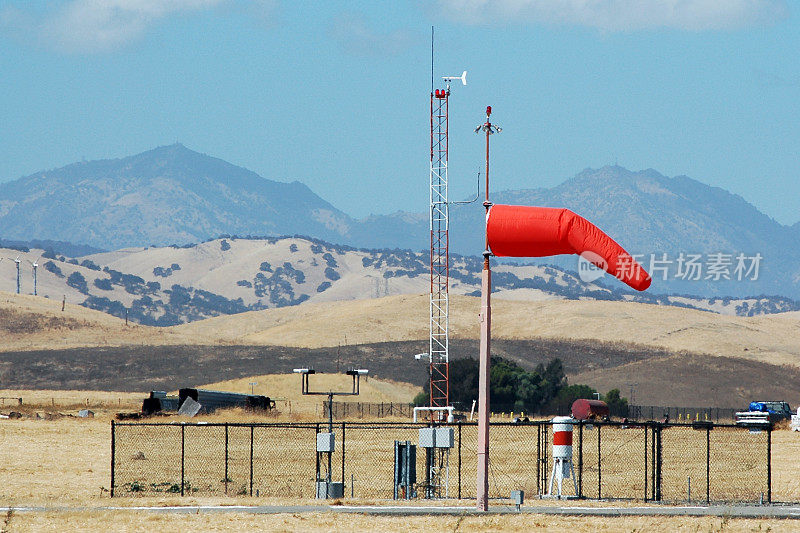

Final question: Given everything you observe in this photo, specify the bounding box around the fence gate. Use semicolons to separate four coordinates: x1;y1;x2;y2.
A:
537;422;549;496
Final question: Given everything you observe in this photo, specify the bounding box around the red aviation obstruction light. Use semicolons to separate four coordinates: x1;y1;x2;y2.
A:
486;205;651;291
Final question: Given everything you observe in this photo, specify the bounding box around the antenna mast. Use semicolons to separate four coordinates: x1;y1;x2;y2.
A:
429;41;450;414
429;32;467;415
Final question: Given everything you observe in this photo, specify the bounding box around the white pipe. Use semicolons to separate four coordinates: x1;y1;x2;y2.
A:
413;406;453;423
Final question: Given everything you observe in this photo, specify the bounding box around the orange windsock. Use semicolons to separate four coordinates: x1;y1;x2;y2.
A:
486;205;651;291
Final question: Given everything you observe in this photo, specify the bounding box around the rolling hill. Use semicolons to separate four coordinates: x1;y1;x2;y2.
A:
3;290;800;406
2;237;797;328
171;294;800;369
0;291;206;352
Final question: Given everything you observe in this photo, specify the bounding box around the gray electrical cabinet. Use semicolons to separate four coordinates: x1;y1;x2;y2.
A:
316;481;344;499
418;428;436;448
317;432;335;452
419;427;454;449
394;440;417;499
435;427;454;448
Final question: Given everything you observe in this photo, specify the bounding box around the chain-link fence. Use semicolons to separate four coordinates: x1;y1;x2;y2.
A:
324;402;738;423
324;402;415;419
111;420;777;503
628;405;738;423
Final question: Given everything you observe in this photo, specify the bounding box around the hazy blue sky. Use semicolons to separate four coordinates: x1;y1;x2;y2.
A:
1;1;799;224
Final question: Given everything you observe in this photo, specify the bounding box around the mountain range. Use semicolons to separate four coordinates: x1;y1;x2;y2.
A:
1;144;798;298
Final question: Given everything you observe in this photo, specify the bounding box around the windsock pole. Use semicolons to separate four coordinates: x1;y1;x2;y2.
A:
476;106;495;511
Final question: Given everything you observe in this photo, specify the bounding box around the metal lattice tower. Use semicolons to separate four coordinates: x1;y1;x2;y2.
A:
429;86;450;410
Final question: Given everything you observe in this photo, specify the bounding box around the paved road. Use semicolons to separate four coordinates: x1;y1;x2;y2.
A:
2;503;800;518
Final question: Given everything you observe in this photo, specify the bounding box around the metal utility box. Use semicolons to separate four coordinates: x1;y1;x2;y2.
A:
435;427;454;448
394;440;417;499
317;432;335;452
419;427;454;449
316;481;344;499
419;428;436;448
511;490;524;511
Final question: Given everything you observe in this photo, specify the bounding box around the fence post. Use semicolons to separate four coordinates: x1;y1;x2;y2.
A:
457;422;462;500
578;421;583;498
767;424;772;503
542;422;550;494
597;424;602;499
341;422;346;487
656;424;662;501
181;424;185;497
225;423;229;495
110;421;115;498
644;424;648;502
705;424;710;503
249;425;254;497
315;424;320;485
650;424;656;500
536;423;540;496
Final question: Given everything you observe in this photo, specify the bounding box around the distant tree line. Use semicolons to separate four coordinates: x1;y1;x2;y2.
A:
413;356;628;416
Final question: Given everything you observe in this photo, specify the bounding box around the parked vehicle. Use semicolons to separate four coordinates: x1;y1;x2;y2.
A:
735;401;792;426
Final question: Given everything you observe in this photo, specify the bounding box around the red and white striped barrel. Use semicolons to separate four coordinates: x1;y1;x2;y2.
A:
552;416;574;459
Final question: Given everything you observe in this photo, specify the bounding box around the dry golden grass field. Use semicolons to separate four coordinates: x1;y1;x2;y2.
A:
1;395;798;504
5;511;799;533
1;392;800;531
4;291;800;530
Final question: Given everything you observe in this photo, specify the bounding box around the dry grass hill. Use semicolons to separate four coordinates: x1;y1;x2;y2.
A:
5;290;800;369
172;294;800;369
3;240;795;330
0;291;209;352
3;290;800;406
